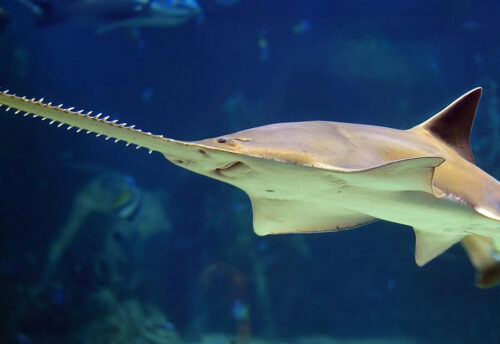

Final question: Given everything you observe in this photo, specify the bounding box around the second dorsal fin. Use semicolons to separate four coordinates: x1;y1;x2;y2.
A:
411;88;482;164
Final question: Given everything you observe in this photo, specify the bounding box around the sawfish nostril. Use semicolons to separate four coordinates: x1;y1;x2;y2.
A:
217;138;228;143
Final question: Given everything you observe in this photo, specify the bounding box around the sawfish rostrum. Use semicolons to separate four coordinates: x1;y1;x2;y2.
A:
1;88;500;288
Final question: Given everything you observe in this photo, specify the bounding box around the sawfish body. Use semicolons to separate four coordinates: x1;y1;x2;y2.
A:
1;88;500;287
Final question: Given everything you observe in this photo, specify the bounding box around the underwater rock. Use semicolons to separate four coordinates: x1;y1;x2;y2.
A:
117;189;171;239
75;289;179;344
37;171;170;294
199;333;272;344
198;334;422;344
46;172;143;268
294;337;420;344
104;189;171;286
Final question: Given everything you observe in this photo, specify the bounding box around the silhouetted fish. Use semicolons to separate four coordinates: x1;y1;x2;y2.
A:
17;0;202;32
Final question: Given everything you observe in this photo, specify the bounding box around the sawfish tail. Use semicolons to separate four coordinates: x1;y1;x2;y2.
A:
462;235;500;288
0;90;191;155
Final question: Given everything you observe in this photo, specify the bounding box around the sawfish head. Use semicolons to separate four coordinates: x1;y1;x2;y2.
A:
168;122;328;177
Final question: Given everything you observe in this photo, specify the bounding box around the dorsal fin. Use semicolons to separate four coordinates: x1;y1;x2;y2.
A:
411;88;482;164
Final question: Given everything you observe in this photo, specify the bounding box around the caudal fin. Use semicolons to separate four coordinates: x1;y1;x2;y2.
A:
462;235;500;288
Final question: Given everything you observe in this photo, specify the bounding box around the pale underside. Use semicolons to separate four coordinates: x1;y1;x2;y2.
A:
165;144;444;236
163;141;485;268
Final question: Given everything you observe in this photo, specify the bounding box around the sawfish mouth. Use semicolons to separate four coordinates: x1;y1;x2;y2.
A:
214;161;245;177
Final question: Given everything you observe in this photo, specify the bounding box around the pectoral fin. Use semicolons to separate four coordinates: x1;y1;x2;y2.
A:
414;229;464;266
353;156;445;193
251;198;376;236
462;235;500;288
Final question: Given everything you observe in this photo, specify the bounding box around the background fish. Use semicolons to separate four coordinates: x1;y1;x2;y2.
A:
17;0;202;31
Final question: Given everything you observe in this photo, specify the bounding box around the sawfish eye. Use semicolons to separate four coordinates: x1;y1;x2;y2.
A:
217;138;228;143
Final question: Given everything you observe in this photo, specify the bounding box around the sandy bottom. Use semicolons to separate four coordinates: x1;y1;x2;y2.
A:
196;333;421;344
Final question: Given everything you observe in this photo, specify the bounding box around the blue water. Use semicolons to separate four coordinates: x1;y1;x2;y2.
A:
1;1;500;343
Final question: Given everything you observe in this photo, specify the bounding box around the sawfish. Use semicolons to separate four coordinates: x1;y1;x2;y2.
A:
1;88;500;288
